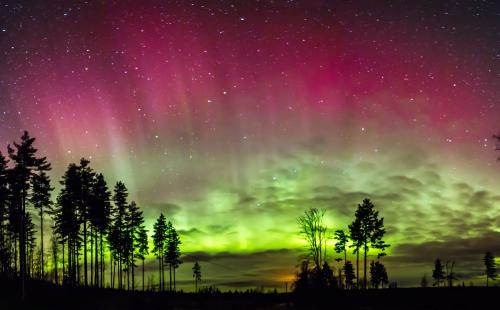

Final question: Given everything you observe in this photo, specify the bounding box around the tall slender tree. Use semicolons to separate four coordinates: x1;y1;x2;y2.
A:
350;199;389;289
126;201;144;290
0;152;9;274
77;158;95;287
432;258;445;287
348;218;362;289
8;131;50;298
113;181;128;290
30;169;53;279
153;214;167;291
192;261;201;292
54;163;81;286
483;252;496;287
88;173;111;288
166;222;182;291
334;230;349;265
136;225;149;291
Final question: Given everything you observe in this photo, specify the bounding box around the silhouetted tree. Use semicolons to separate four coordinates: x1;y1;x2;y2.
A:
126;201;144;290
50;233;59;284
334;229;349;288
54;163;82;286
421;274;428;288
153;213;167;291
344;261;356;289
370;260;388;288
77;158;95;287
334;230;349;262
136;225;148;291
445;261;457;287
298;208;328;272
30;168;53;279
432;258;445;287
192;261;201;292
483;252;496;287
25;212;36;277
88;173;111;288
0;152;9;274
293;260;311;293
350;199;389;289
166;221;182;291
348;216;362;289
8;131;49;297
112;181;128;289
320;261;336;289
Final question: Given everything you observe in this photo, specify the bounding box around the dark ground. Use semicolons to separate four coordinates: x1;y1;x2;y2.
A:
1;276;496;310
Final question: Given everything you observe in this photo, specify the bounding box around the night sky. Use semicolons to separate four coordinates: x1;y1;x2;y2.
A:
0;0;499;290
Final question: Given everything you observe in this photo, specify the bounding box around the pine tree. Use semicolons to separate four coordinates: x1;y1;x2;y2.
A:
30;169;53;279
126;201;144;291
54;163;81;286
343;261;356;289
483;252;496;287
370;260;388;288
348;218;362;289
432;258;445;287
136;225;149;291
153;214;167;291
421;274;428;288
350;199;389;289
0;152;9;273
89;173;111;288
8;131;50;298
113;181;128;290
166;222;182;291
192;261;201;292
334;229;349;287
77;158;95;287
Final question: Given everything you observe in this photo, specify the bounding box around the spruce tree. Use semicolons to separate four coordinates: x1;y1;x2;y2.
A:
153;214;167;291
30;169;53;279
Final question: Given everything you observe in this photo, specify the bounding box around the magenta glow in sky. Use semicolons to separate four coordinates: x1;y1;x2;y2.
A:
0;1;499;289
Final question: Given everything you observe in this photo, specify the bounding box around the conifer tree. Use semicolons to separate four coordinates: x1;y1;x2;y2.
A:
483;252;496;287
153;214;167;291
30;169;53;279
192;261;201;292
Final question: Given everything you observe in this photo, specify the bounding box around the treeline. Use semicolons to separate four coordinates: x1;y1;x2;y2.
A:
0;131;183;296
294;198;390;292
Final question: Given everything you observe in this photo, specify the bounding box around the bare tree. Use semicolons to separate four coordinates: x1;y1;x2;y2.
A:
298;208;328;271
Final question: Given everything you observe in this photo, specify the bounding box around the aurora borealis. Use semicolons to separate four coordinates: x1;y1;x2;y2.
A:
0;0;499;290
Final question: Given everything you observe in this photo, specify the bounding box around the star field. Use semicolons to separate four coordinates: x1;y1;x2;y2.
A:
0;0;499;289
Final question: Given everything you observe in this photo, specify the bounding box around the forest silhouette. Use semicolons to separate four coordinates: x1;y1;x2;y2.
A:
0;131;500;309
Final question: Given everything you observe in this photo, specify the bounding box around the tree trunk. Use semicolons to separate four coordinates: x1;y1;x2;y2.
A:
100;233;104;288
40;208;44;280
20;189;26;299
356;248;359;289
142;258;145;291
94;232;98;287
363;244;367;289
131;252;135;291
84;221;87;286
90;227;93;287
169;264;172;292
